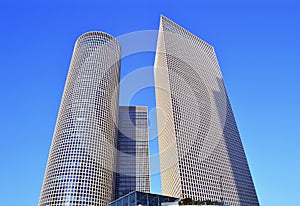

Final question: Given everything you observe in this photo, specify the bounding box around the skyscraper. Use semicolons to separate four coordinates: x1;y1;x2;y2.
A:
39;31;121;206
115;106;150;199
154;16;259;205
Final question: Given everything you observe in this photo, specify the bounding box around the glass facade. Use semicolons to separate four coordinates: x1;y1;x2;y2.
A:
39;31;121;206
154;16;259;205
115;106;150;199
39;16;260;206
109;191;179;206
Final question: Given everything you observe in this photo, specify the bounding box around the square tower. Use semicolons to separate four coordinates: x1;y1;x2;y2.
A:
115;106;150;199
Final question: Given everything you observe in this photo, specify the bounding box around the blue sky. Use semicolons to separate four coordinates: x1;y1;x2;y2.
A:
0;1;299;205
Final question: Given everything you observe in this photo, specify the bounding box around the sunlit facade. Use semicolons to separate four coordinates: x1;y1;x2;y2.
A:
115;106;150;199
39;31;121;206
39;15;259;206
154;16;259;205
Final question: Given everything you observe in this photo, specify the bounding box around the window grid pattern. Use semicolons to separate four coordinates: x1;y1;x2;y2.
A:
39;31;121;206
155;16;259;206
115;106;150;200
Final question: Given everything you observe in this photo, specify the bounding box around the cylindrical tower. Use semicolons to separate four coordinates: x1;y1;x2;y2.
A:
39;32;121;206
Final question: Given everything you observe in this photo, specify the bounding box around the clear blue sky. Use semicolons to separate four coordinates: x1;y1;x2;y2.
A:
0;1;299;205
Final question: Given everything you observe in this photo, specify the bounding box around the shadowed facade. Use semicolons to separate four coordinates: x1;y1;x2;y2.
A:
115;106;150;199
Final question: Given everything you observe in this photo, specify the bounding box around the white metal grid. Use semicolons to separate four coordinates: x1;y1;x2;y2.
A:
39;31;121;206
155;16;259;206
